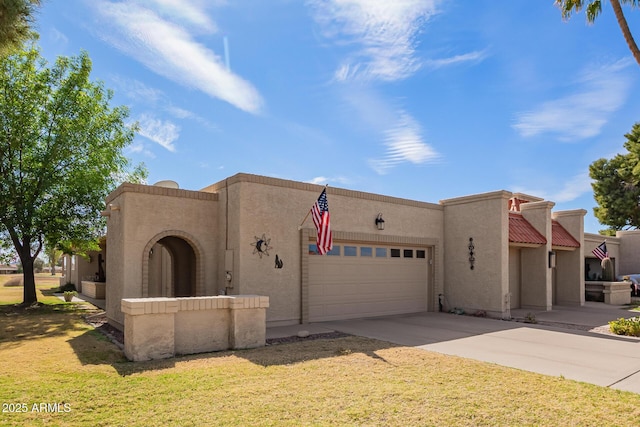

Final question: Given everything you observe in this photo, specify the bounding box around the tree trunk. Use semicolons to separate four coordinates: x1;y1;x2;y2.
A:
19;251;38;306
610;0;640;67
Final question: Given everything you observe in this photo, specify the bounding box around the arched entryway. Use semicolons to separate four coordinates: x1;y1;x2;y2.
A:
142;230;204;297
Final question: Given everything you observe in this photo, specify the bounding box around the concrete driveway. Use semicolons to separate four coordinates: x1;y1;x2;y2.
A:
267;302;640;394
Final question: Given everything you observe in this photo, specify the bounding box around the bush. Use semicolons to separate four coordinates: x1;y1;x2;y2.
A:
609;317;640;337
63;290;77;302
59;282;76;292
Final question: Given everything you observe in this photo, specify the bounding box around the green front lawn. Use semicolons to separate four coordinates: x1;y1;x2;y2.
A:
1;275;639;426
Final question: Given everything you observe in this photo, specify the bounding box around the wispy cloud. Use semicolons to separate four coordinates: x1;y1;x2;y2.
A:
127;141;156;158
310;0;440;82
90;1;263;113
424;50;489;69
111;75;218;130
512;59;634;141
137;113;180;152
138;0;218;33
552;172;593;203
49;28;69;45
111;75;164;104
369;111;440;174
306;176;351;186
513;172;592;203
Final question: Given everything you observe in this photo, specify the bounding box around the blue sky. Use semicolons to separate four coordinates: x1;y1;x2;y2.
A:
35;0;640;234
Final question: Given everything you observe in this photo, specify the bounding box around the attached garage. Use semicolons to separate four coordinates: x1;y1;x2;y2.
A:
307;241;431;322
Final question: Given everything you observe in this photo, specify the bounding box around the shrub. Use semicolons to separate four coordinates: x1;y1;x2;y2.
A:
609;317;640;337
59;282;76;292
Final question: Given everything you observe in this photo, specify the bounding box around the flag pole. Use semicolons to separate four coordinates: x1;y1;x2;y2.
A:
298;211;311;230
298;184;328;229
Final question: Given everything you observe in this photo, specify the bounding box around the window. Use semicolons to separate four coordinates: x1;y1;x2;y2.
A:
403;249;413;258
390;249;401;258
309;244;340;255
416;250;426;259
344;246;357;256
327;246;341;256
375;248;387;258
360;247;372;257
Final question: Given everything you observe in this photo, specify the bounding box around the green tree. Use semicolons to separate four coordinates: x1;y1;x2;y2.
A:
0;46;138;306
0;0;41;55
589;123;640;233
556;0;640;67
33;257;43;273
45;245;62;275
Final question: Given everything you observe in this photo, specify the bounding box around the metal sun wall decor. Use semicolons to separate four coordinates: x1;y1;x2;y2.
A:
251;234;272;258
468;237;475;270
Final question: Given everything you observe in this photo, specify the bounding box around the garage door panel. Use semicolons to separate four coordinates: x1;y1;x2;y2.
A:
308;243;429;322
312;297;426;321
312;281;423;301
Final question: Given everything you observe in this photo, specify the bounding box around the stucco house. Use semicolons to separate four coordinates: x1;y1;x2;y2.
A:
59;172;640;331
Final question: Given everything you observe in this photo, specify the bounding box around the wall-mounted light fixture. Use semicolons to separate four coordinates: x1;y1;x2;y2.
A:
468;237;475;270
548;251;556;269
375;213;385;230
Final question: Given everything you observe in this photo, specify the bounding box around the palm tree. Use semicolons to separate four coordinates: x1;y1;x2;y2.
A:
556;0;640;67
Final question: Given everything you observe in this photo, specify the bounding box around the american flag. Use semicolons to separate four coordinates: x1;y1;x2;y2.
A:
592;241;608;260
311;188;333;255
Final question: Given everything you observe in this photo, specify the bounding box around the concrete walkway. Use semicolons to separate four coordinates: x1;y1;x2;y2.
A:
267;302;640;394
55;293;105;310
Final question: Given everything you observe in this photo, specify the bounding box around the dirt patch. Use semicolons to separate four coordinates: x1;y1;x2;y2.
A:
266;331;351;345
3;277;23;287
84;312;124;349
82;311;350;349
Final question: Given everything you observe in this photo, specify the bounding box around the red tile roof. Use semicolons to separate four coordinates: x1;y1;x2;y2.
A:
509;213;546;245
551;220;580;248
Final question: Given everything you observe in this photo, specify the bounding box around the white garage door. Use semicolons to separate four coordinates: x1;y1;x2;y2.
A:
308;243;429;322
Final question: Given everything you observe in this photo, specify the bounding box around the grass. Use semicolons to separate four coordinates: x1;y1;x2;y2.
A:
1;275;640;426
0;273;63;306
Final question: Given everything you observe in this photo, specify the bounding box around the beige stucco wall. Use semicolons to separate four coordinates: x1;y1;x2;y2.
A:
441;191;510;317
60;251;102;292
519;201;554;310
105;173;596;329
204;173;445;326
616;230;640;275
105;183;219;329
508;247;521;309
121;296;268;361
552;210;586;306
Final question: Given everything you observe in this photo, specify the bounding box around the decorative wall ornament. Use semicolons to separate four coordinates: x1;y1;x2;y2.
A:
274;254;283;269
468;237;475;270
375;213;385;230
251;234;272;258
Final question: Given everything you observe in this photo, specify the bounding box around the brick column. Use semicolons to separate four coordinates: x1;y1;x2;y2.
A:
229;295;270;349
121;298;179;361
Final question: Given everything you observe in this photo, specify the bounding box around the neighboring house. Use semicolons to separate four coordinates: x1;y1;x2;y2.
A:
0;264;19;274
100;173;640;331
59;250;105;293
